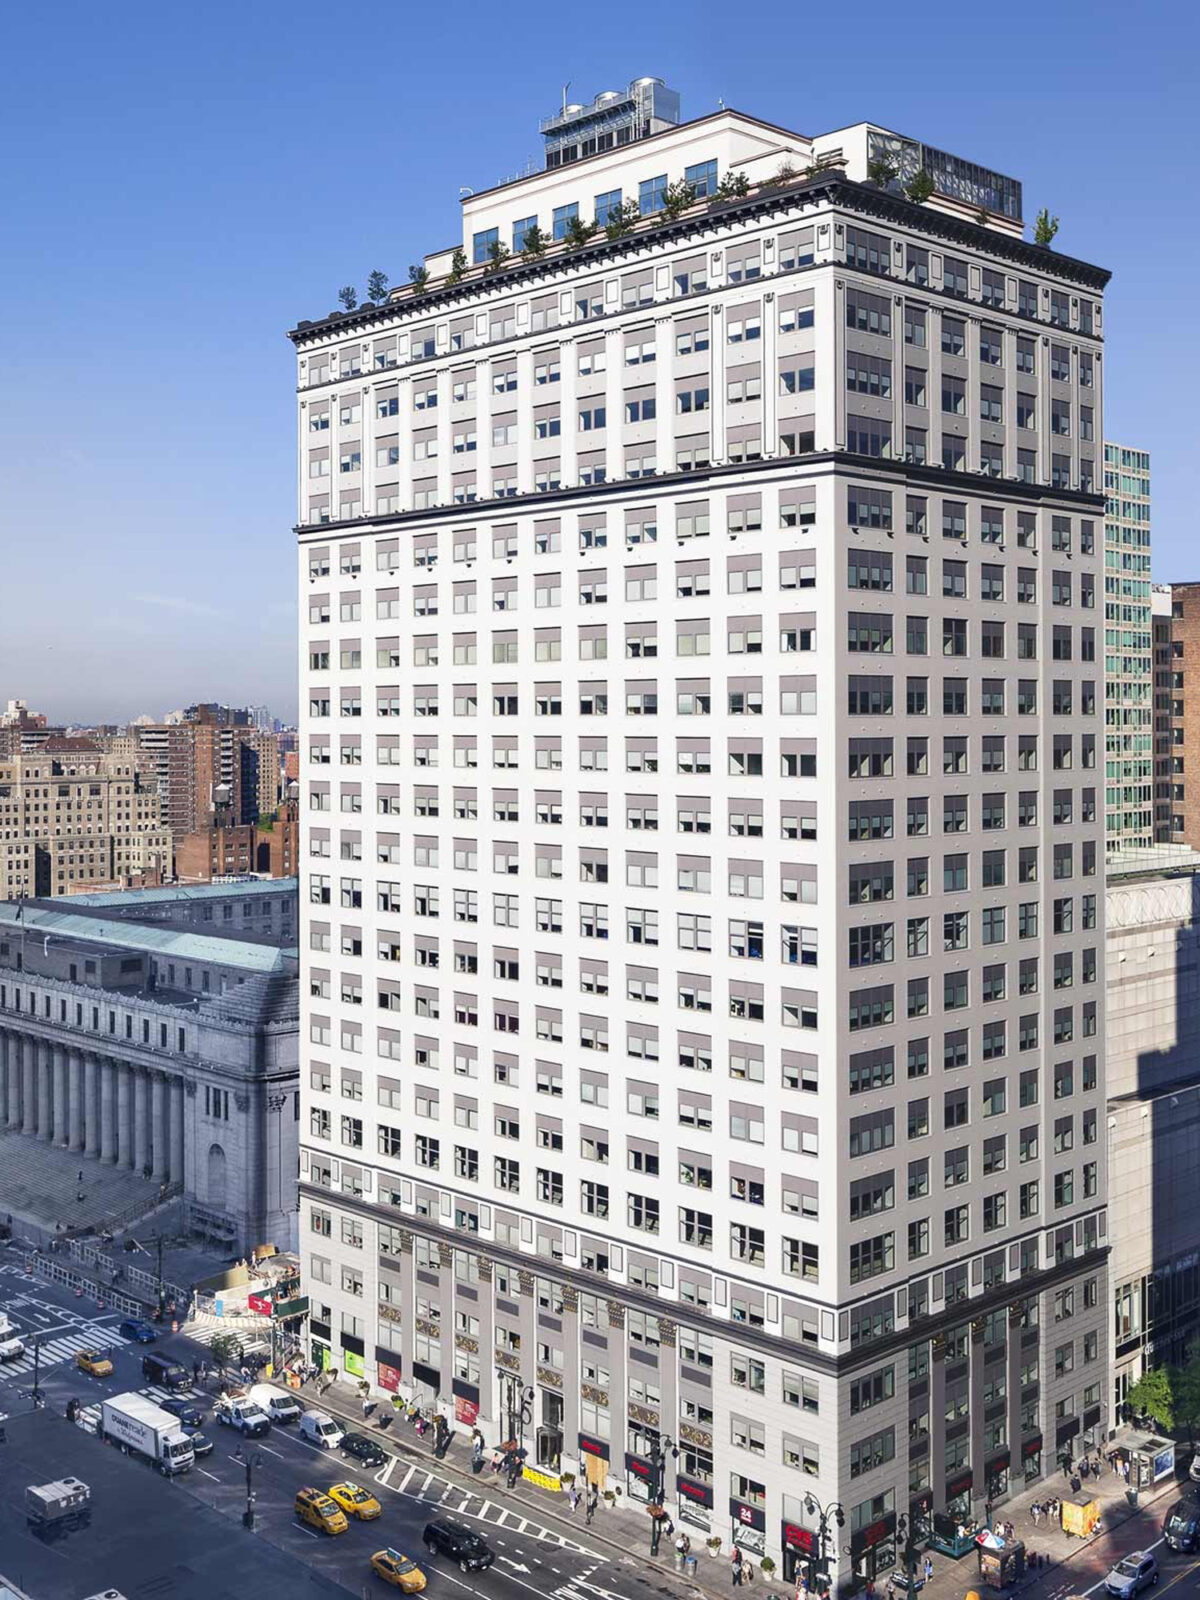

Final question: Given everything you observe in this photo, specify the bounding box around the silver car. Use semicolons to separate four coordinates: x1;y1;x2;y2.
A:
1105;1552;1158;1599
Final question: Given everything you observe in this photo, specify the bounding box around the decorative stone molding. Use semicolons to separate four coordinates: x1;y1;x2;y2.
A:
235;1091;251;1113
679;1422;712;1449
495;1349;520;1373
560;1284;578;1312
606;1300;626;1329
537;1366;563;1390
931;1334;946;1361
475;1255;494;1282
628;1402;659;1428
657;1317;677;1348
455;1333;479;1354
517;1270;535;1296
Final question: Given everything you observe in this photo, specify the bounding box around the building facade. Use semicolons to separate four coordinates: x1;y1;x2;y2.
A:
1152;588;1173;842
1164;584;1200;852
0;746;171;900
1106;856;1200;1407
0;883;299;1251
295;91;1110;1582
1103;443;1152;856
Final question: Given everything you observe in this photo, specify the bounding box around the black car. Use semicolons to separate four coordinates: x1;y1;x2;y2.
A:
340;1431;387;1468
1165;1500;1200;1552
423;1519;495;1573
189;1431;214;1457
160;1397;207;1430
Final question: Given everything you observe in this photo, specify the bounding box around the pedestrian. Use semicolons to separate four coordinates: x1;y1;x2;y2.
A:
923;1556;933;1584
676;1531;691;1561
362;1396;372;1419
192;1360;200;1384
886;1576;896;1600
864;1579;875;1600
731;1548;743;1588
569;1483;579;1513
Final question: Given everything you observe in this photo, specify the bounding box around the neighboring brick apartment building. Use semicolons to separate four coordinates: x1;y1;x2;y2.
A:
294;82;1111;1582
1165;583;1200;849
175;799;300;883
132;712;280;837
0;744;171;898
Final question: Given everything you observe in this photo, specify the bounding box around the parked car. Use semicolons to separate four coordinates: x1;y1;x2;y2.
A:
118;1318;157;1344
298;1410;344;1450
159;1397;207;1430
295;1486;348;1536
422;1519;495;1573
189;1431;214;1458
1105;1553;1159;1599
371;1549;428;1592
328;1481;381;1520
75;1350;113;1379
340;1431;387;1467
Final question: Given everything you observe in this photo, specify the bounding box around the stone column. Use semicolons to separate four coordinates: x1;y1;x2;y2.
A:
38;1041;55;1142
134;1067;150;1175
68;1049;84;1151
170;1075;185;1187
151;1072;169;1182
100;1058;117;1164
53;1045;69;1146
116;1064;133;1168
85;1053;101;1158
22;1035;36;1135
1;1032;18;1128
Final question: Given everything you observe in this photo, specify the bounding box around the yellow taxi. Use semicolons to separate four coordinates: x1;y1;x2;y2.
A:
294;1486;349;1535
75;1349;114;1378
370;1549;428;1592
328;1480;382;1521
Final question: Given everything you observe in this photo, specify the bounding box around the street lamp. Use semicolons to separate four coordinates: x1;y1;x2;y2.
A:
896;1514;920;1599
232;1445;263;1531
801;1494;846;1595
31;1334;43;1408
648;1433;676;1555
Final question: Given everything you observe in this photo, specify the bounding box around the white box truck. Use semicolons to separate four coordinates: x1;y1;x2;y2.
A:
100;1392;194;1475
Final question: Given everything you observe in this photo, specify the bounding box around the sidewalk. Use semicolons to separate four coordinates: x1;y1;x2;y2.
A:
921;1444;1184;1600
280;1374;733;1600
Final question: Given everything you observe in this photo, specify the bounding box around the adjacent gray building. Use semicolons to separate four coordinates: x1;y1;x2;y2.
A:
0;881;299;1252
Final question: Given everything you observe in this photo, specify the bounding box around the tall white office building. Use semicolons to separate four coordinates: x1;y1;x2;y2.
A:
294;82;1111;1586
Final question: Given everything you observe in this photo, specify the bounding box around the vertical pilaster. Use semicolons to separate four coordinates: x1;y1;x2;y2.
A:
85;1052;101;1158
118;1063;135;1168
100;1057;117;1164
134;1067;150;1175
68;1048;84;1151
170;1075;185;1186
53;1045;68;1146
151;1071;169;1181
38;1041;55;1142
22;1036;37;1135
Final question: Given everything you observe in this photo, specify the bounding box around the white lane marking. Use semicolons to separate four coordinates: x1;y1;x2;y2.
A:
198;1468;221;1481
259;1444;286;1460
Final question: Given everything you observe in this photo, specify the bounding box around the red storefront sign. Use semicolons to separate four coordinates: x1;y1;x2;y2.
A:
247;1293;273;1316
455;1395;480;1426
783;1523;815;1554
378;1362;401;1393
860;1518;890;1551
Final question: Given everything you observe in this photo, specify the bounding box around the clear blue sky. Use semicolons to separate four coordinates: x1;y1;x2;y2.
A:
0;0;1192;725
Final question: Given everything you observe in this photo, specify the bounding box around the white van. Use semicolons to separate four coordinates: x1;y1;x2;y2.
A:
298;1409;344;1449
0;1335;26;1362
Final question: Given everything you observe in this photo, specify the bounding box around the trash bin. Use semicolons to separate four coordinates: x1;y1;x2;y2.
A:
685;1557;698;1578
1126;1489;1139;1509
676;1553;685;1571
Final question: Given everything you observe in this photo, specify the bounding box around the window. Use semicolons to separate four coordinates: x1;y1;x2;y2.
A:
685;159;718;198
639;174;667;215
472;227;498;265
552;202;578;241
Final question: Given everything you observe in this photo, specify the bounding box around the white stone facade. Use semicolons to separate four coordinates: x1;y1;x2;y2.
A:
295;103;1110;1583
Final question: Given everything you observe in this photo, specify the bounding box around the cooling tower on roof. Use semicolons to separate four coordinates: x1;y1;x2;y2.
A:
539;77;681;169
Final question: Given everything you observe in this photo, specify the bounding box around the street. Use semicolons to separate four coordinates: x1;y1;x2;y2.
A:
0;1260;658;1600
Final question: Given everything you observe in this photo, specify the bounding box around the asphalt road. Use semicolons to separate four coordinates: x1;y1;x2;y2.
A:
0;1260;649;1600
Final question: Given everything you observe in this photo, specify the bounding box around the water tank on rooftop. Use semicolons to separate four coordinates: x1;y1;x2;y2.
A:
565;102;584;115
596;91;620;104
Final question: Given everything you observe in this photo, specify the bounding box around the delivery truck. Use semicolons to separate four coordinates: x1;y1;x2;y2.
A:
100;1392;194;1475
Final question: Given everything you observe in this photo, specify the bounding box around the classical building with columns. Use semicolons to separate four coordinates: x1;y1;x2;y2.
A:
0;886;299;1252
